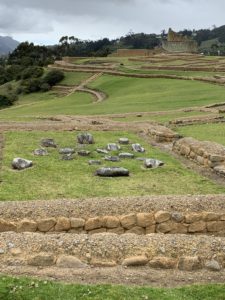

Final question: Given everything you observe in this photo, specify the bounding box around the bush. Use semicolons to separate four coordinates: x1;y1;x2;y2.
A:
21;66;44;80
20;78;42;94
43;70;64;86
0;93;18;108
40;82;51;92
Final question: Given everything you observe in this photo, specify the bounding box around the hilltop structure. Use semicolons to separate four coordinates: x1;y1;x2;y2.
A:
162;28;198;53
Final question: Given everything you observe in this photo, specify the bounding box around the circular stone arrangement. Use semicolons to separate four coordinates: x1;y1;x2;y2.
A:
11;132;164;176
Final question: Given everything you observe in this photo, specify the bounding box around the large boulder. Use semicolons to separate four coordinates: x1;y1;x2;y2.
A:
41;138;57;148
144;159;164;169
77;133;94;144
132;144;145;153
96;167;129;177
107;143;121;151
12;158;33;170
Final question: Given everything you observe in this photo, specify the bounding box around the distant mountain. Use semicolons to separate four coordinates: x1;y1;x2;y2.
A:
0;36;19;55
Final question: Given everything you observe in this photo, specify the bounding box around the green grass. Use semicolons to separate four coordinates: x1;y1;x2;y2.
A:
1;130;225;201
1;276;225;300
176;123;225;146
1;75;225;120
60;72;94;86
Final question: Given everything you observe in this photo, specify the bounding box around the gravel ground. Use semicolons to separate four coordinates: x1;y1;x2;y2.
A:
0;195;225;220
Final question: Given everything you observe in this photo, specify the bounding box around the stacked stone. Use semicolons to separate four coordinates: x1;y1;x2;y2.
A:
148;125;180;143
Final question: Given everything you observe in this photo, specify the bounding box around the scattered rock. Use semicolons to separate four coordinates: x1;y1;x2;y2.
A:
104;156;120;162
59;148;75;155
78;150;91;157
12;158;33;170
144;159;164;169
61;154;74;160
77;133;94;144
119;138;129;145
122;255;148;266
88;160;102;165
0;249;5;254
96;148;108;154
56;255;87;268
33;149;48;156
96;167;129;177
28;253;56;266
41;138;57;148
107;143;121;151
205;259;221;271
132;144;145;153
119;153;134;159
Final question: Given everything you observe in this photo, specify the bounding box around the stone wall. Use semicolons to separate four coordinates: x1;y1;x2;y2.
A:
111;49;153;57
173;137;225;176
162;41;198;53
148;125;180;142
1;210;225;235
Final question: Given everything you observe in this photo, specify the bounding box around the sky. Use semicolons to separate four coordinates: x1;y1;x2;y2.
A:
0;0;225;45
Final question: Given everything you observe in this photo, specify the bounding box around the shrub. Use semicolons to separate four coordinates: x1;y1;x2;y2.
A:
40;82;51;92
0;93;18;108
43;70;64;86
21;67;44;80
20;78;42;94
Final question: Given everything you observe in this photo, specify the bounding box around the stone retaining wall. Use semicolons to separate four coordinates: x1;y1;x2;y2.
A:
169;115;225;126
1;210;225;235
173;137;225;176
148;125;180;142
0;232;224;271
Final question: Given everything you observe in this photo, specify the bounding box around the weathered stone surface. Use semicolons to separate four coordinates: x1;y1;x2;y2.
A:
33;149;48;156
119;138;129;145
96;148;108;154
88;228;107;234
28;253;56;266
55;217;71;231
0;219;16;232
96;167;129;177
136;213;155;227
78;150;90;157
69;228;87;234
185;213;202;223
12;158;33;170
170;223;188;234
188;221;206;233
126;226;145;235
202;212;221;222
10;248;22;256
70;218;85;229
90;259;117;267
144;159;164;169
61;154;74;160
155;211;171;223
107;143;121;151
205;259;221;271
85;217;102;231
88;160;102;165
119;153;134;159
171;212;184;223
132;143;145;153
146;225;156;234
120;214;136;229
17;219;37;233
59;148;75;155
156;221;176;233
207;221;225;232
149;257;177;269
122;256;148;266
104;156;120;162
103;216;120;228
178;256;202;271
56;255;87;268
77;133;94;144
107;227;125;234
41;138;57;148
37;218;56;232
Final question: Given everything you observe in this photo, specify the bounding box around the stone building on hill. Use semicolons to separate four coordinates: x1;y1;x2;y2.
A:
162;28;198;53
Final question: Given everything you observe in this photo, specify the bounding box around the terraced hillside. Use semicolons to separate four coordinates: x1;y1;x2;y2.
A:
1;53;225;296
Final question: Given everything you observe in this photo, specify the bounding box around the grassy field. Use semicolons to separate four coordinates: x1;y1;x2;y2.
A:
60;71;94;86
1;276;225;300
1;130;224;201
0;75;225;120
176;123;225;146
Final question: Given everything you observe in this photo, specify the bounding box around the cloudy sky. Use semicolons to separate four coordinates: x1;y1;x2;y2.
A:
0;0;225;45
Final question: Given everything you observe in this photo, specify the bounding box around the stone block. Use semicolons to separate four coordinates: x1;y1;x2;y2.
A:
70;218;85;229
146;225;156;234
85;217;102;231
178;256;202;271
17;219;37;233
156;221;176;233
107;227;125;234
37;218;56;232
0;219;16;232
122;256;148;266
28;253;56;266
103;216;120;228
185;213;202;224
120;214;136;229
155;211;171;223
126;226;145;235
207;221;225;232
56;255;87;268
149;257;177;269
136;213;155;227
188;221;206;233
202;212;221;222
55;217;71;231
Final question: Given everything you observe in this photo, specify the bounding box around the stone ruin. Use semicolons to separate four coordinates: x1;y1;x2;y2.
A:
162;28;198;53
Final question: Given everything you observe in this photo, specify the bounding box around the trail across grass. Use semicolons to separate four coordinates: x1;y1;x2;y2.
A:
0;276;225;300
